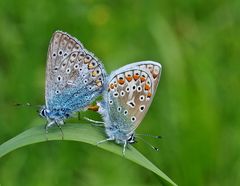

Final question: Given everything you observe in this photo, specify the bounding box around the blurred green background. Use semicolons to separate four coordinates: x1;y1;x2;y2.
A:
0;0;239;185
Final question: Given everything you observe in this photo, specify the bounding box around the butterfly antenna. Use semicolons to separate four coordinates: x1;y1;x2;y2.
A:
14;102;42;109
56;123;64;140
135;136;159;151
135;133;162;139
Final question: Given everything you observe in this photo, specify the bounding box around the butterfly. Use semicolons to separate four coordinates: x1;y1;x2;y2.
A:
39;31;106;134
91;61;162;154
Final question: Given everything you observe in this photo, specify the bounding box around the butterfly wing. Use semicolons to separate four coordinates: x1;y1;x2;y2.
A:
100;61;161;133
45;31;106;112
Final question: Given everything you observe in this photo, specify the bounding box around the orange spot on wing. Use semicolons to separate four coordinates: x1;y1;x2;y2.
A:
88;63;94;69
133;75;140;81
110;83;115;89
118;79;125;85
147;92;152;98
126;76;132;82
84;59;89;64
96;80;102;87
140;77;146;82
145;84;150;91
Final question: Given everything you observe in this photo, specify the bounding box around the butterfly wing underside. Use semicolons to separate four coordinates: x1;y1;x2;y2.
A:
45;31;106;112
103;61;161;133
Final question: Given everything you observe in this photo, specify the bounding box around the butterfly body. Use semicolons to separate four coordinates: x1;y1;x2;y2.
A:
97;61;162;151
40;31;106;129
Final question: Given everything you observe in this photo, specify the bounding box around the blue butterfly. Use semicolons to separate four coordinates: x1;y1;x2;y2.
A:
39;31;106;133
90;61;162;154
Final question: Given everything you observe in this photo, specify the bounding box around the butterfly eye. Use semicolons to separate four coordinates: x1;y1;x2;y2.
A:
40;109;46;117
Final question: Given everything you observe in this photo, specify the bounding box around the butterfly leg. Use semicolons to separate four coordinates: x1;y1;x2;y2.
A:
83;117;105;127
96;137;114;146
122;141;128;156
56;121;64;140
45;121;55;141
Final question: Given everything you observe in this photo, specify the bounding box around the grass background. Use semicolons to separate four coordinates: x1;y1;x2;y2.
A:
0;0;239;185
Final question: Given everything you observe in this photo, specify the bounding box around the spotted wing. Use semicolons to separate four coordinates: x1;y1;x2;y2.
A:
102;61;161;133
45;31;106;112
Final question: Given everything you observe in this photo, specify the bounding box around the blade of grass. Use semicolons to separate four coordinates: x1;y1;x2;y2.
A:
0;124;177;186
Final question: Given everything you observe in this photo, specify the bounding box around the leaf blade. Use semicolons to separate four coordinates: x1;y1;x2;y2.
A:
0;124;177;186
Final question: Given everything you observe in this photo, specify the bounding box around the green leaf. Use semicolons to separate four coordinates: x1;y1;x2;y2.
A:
0;124;177;186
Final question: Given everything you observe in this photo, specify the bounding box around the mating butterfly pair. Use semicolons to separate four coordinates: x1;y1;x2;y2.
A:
40;31;162;154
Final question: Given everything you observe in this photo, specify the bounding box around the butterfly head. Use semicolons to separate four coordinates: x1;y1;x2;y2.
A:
39;106;48;118
127;133;136;144
39;106;71;122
